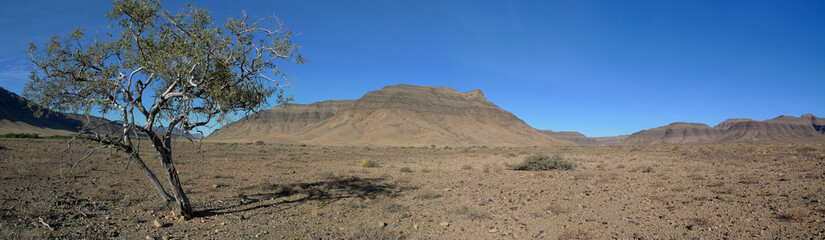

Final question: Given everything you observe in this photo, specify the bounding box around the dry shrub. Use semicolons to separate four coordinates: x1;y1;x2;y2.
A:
686;173;705;181
688;216;713;227
558;229;592;240
672;185;691;192
574;172;594;181
360;158;378;168
507;154;575;171
738;174;759;184
777;208;809;221
595;173;619;184
414;191;442;200
448;206;491;221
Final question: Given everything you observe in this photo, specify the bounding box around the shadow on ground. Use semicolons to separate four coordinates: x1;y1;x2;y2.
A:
195;176;409;218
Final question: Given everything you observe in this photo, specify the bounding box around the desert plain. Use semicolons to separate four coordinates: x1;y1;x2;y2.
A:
1;137;824;239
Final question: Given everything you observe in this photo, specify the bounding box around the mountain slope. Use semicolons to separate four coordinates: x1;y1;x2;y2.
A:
0;87;82;135
621;122;720;145
622;115;824;145
716;115;823;142
209;84;573;146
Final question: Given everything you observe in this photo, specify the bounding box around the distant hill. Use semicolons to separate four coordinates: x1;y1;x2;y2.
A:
208;84;574;147
0;87;200;138
538;130;628;146
0;87;82;136
621;114;825;145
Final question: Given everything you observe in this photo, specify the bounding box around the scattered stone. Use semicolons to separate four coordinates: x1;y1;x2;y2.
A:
439;222;450;227
153;219;165;228
161;236;171;240
413;224;419;229
687;224;698;230
145;235;156;240
488;226;499;233
377;221;387;228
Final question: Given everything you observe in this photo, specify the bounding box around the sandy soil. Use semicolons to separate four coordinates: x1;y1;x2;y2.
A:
1;138;823;239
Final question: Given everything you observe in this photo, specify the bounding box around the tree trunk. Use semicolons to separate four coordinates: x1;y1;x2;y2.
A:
129;153;175;205
154;136;192;220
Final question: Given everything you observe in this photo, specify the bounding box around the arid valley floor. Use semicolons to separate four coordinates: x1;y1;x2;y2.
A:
1;138;824;239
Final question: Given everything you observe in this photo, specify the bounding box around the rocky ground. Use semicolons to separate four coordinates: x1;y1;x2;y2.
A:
1;138;824;239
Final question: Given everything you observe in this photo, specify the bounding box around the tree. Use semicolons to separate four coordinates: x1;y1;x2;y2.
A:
25;0;304;220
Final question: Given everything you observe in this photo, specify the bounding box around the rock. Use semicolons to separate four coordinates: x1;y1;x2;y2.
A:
132;217;141;224
145;235;156;240
153;219;165;228
687;224;698;230
377;222;387;228
488;226;499;233
439;222;450;227
413;224;419;229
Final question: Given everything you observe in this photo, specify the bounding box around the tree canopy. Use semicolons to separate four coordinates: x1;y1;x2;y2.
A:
25;0;305;219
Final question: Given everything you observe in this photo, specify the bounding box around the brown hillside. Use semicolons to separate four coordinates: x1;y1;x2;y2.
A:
621;122;720;145
209;84;573;146
538;130;598;146
538;130;628;146
713;118;752;131
0;87;80;136
623;114;825;145
716;116;823;142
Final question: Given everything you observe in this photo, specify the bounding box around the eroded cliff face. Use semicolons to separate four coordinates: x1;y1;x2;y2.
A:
621;115;825;145
209;84;573;147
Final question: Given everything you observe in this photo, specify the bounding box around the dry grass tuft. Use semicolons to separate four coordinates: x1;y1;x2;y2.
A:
777;208;809;221
558;229;592;240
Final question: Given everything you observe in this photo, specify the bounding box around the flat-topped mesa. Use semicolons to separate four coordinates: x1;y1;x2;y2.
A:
713;118;752;131
717;114;823;142
622;114;825;145
208;84;573;146
351;85;500;116
621;122;720;145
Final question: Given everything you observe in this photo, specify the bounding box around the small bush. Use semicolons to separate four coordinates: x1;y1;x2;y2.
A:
255;140;265;145
508;152;517;157
507;154;575;171
1;133;40;139
461;164;473;170
400;167;413;173
360;158;378;168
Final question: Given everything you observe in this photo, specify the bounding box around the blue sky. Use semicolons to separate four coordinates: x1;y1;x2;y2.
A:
1;0;823;137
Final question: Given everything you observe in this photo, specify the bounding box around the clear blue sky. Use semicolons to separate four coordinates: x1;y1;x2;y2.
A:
1;0;823;137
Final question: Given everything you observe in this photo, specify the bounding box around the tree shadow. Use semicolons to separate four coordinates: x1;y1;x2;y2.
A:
195;176;410;218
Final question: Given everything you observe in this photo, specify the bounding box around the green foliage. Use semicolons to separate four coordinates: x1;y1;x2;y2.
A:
507;154;575;171
508;152;518;157
462;164;473;170
254;140;265;145
0;133;41;139
360;158;378;168
25;0;305;136
399;167;413;173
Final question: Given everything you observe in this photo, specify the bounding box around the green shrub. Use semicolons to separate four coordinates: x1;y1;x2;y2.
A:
461;164;473;170
255;140;265;145
400;167;413;173
0;133;40;139
507;154;575;171
508;152;518;157
360;158;378;168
